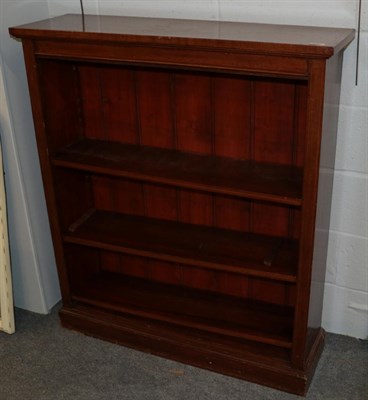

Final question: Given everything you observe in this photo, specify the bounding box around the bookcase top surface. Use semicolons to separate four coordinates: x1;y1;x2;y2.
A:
9;14;354;58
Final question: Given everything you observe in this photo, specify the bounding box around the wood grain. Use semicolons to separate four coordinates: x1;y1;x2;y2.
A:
53;139;303;206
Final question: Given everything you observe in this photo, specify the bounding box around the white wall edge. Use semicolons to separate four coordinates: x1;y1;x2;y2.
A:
0;56;48;314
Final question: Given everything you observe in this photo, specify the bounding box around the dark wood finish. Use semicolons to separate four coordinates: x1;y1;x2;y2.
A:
72;271;294;348
10;15;354;395
53;139;303;205
64;209;298;282
9;14;354;57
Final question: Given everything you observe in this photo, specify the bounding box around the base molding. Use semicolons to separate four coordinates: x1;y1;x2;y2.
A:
60;304;324;395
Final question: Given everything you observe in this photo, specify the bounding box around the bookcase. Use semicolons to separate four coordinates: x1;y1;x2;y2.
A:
10;15;354;394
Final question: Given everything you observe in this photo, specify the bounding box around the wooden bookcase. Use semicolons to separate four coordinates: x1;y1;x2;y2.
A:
10;15;354;395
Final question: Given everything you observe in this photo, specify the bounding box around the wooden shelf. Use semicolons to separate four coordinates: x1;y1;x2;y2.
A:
62;303;292;365
52;139;303;206
72;271;294;348
64;209;298;283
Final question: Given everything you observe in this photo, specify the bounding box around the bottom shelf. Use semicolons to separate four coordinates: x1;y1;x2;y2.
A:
72;271;294;348
60;303;325;395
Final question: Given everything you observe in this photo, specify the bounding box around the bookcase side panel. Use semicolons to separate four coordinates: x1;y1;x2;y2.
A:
305;52;344;362
292;59;328;368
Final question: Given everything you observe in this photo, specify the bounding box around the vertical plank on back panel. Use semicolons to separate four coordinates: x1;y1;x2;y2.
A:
92;176;115;212
249;80;296;306
137;69;178;222
213;76;251;230
54;169;93;231
92;176;121;273
249;278;294;306
212;74;252;231
100;66;138;143
216;270;249;299
252;203;290;238
138;69;175;148
174;72;217;291
290;82;307;240
253;80;295;165
96;68;150;278
213;75;251;160
175;72;212;154
39;60;82;151
65;244;101;289
114;178;149;279
115;179;145;216
212;195;250;297
174;71;213;229
137;69;180;284
137;68;178;221
179;191;213;226
213;76;251;297
212;75;252;298
213;195;250;232
143;184;178;221
179;190;215;291
252;80;295;237
79;65;105;140
293;82;307;168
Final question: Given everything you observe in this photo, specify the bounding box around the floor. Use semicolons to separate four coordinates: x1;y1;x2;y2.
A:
0;306;367;400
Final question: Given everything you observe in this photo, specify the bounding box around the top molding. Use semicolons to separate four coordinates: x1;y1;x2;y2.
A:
9;14;355;58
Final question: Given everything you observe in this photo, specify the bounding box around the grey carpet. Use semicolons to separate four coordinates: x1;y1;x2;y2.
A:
0;306;367;400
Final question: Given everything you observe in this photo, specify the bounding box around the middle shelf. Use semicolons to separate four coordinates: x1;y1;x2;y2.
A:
52;138;303;206
63;209;298;282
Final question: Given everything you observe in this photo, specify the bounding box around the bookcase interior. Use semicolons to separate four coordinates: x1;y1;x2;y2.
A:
35;58;308;353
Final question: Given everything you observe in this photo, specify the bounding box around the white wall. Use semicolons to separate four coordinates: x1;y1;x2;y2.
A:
0;0;61;314
323;14;368;338
12;0;365;337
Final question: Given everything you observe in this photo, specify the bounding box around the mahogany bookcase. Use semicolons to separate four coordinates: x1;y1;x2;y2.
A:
10;15;354;395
